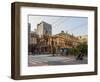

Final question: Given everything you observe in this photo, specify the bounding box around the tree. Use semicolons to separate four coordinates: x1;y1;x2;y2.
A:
68;47;79;55
68;42;87;56
76;42;88;55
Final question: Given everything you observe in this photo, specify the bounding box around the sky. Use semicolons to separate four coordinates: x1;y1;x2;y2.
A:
28;15;88;36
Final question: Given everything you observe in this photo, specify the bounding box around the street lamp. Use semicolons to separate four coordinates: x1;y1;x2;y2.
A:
51;36;55;56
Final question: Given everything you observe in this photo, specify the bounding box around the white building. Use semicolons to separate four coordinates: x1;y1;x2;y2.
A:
36;21;52;37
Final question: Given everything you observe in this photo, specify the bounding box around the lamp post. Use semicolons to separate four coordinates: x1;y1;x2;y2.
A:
51;36;54;56
72;34;75;56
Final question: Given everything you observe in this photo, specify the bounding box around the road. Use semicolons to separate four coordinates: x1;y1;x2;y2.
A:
28;54;87;66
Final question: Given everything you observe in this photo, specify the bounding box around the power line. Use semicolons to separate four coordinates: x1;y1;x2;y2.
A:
52;17;72;29
51;17;63;25
70;23;87;31
52;18;87;36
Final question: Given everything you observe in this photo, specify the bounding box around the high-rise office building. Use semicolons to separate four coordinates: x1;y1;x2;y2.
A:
36;21;52;37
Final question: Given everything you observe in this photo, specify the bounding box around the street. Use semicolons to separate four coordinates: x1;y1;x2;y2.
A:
28;54;87;66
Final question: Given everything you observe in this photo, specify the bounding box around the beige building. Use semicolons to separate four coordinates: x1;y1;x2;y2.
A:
77;35;88;43
28;21;81;55
28;32;39;54
35;31;79;54
55;31;79;48
29;32;39;45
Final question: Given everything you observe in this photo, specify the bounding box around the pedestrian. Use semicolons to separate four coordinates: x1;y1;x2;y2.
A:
61;48;64;56
76;50;84;60
76;51;81;60
52;47;56;56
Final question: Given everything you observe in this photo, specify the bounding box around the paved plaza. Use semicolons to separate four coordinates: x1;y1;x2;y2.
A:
28;54;87;66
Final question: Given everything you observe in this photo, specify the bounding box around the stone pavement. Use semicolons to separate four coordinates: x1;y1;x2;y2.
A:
28;54;87;66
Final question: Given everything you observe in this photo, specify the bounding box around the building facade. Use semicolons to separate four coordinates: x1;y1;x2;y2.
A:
28;31;39;54
28;21;80;55
77;35;88;43
35;31;79;55
36;21;52;37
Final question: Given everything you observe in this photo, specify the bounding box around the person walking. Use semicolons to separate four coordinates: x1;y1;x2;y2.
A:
76;50;84;60
52;46;56;56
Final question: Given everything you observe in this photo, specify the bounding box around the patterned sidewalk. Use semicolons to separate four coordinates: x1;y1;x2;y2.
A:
28;54;87;66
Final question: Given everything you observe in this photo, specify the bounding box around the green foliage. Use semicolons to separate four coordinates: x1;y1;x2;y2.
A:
77;42;88;55
68;47;79;55
68;42;88;56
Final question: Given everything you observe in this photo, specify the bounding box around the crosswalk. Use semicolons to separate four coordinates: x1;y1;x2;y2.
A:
28;56;48;66
28;55;87;66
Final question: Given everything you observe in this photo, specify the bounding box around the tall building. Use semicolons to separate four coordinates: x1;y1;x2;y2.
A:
36;21;52;37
